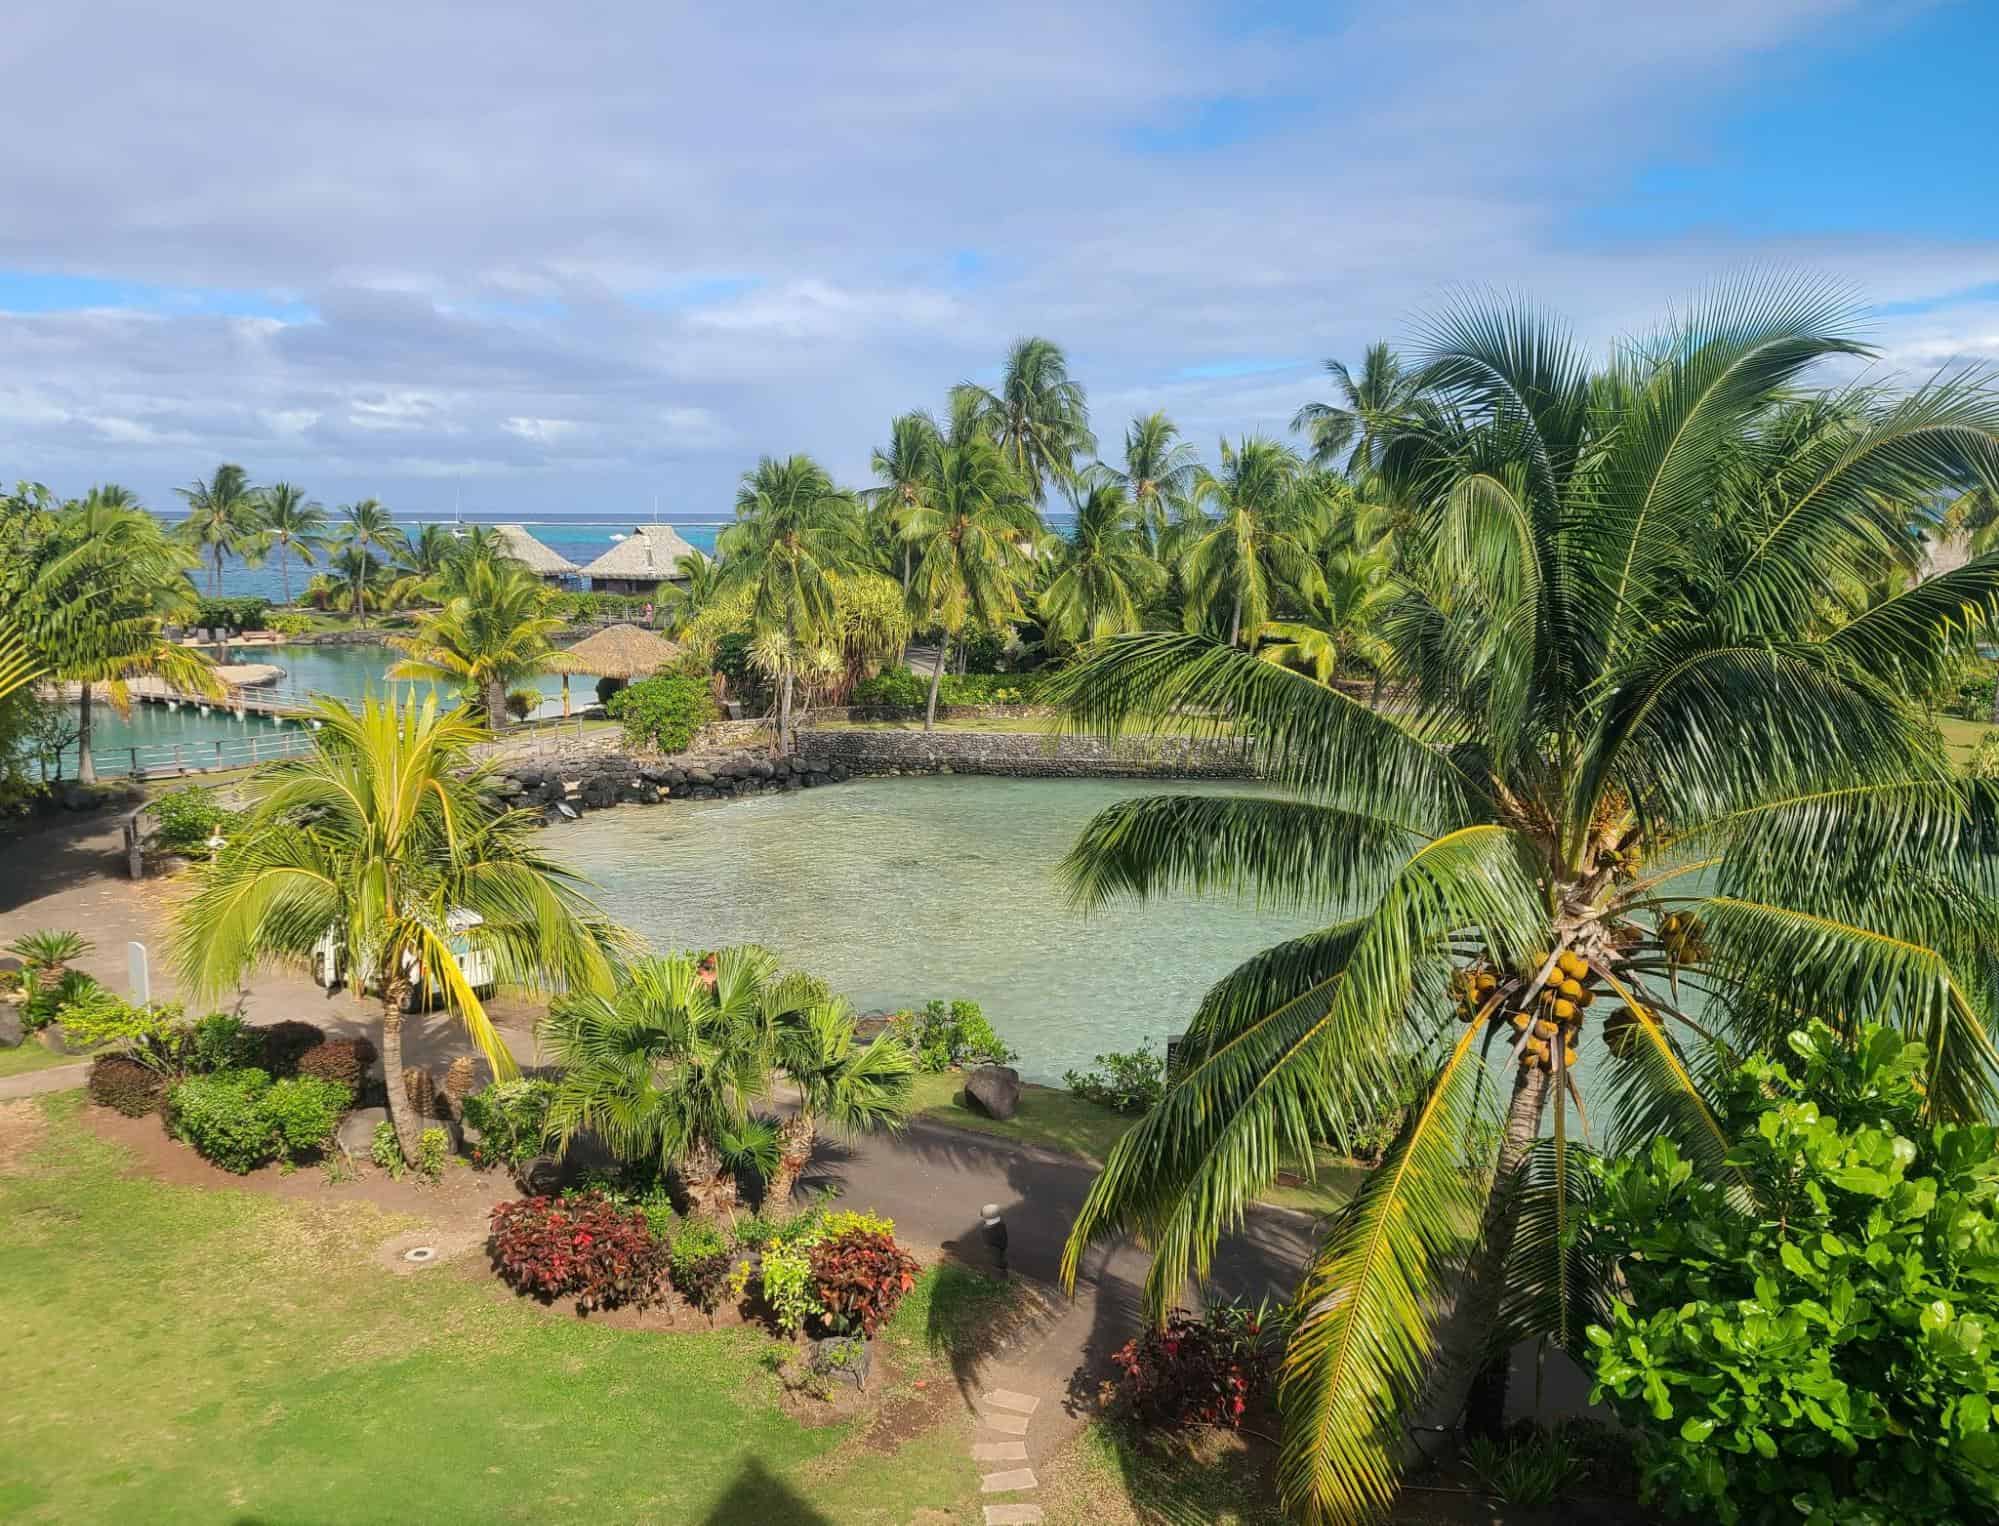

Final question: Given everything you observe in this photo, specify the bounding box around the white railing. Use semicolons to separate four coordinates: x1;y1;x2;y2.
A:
88;728;323;779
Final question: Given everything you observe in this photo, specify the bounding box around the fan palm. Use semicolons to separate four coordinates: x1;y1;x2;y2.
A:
1049;280;1999;1524
1041;478;1165;649
544;947;815;1217
15;491;216;782
386;557;562;726
338;499;403;623
1108;411;1200;546
1180;437;1325;648
1290;342;1423;475
175;464;262;598
767;994;916;1202
255;484;328;607
952;337;1096;504
720;455;864;751
903;435;1041;728
171;693;618;1160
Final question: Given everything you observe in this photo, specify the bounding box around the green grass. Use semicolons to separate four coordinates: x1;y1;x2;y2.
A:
1040;1419;1287;1525
1937;714;1992;767
0;1094;1001;1524
909;1073;1363;1217
0;1041;83;1079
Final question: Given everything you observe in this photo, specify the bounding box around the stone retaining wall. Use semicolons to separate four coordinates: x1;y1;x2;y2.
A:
795;728;1253;779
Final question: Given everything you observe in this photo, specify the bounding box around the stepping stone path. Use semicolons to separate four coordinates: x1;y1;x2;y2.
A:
974;1388;1045;1525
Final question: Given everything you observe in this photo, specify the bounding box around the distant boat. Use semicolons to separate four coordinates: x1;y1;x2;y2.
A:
609;532;628;542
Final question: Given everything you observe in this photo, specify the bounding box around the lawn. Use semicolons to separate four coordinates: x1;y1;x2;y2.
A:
0;1093;1006;1524
909;1073;1365;1218
1936;714;1992;767
0;1040;83;1079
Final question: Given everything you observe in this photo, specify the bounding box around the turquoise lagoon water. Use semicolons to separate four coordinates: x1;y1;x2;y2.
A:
551;773;1320;1084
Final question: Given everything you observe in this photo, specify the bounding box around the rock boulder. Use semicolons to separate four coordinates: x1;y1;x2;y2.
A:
963;1065;1022;1121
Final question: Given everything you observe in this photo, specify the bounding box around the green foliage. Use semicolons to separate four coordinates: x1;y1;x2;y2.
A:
169;1068;351;1174
1064;1041;1165;1114
8;928;91;982
1586;1023;1999;1524
370;1120;403;1178
849;668;1034;708
887;999;1016;1072
669;1218;735;1312
460;1079;556;1171
25;968;102;1033
189;1011;261;1072
1968;730;1999;780
146;786;241;857
849;668;926;707
547;590;654;623
759;1239;823;1335
503;688;538;722
191;596;271;632
52;991;189;1068
1463;1426;1589;1508
604;672;719;753
268;612;312;636
415;1126;449;1180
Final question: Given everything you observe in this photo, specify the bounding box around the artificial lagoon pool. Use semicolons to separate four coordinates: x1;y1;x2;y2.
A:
552;774;1321;1084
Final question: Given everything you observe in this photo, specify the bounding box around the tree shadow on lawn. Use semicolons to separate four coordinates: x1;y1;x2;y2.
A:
698;1458;836;1525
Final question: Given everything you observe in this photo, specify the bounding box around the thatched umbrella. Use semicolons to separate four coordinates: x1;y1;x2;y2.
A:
545;623;682;717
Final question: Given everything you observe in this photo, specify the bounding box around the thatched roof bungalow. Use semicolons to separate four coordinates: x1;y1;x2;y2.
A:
578;525;705;594
545;623;683;715
495;524;579;581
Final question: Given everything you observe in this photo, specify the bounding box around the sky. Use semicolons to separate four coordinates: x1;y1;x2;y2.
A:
3;0;1997;518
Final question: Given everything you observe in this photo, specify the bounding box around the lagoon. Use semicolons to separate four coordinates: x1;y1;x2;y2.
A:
553;773;1318;1084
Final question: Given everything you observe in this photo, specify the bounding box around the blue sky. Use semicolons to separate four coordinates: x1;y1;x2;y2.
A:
1;0;1995;514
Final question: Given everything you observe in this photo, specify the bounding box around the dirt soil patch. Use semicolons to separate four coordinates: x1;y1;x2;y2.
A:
0;1098;49;1174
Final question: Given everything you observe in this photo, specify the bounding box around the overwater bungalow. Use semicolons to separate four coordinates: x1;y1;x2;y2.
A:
578;525;704;595
494;524;580;582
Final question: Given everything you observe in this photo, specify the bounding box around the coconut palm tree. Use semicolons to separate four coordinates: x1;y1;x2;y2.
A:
171;693;618;1161
1108;411;1200;546
1179;437;1324;649
1290;342;1422;475
16;492;216;782
543;947;814;1217
720;455;864;752
386;558;563;727
175;464;262;598
903;436;1041;729
1048;282;1999;1524
1040;478;1165;650
386;522;463;609
255;484;328;607
660;552;724;635
865;411;944;591
337;499;403;623
952;337;1095;505
767;994;915;1202
1256;546;1400;693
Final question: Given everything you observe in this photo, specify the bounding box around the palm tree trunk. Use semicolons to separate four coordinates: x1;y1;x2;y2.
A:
768;1115;815;1205
75;682;96;784
683;1141;739;1219
279;547;291;607
1427;1059;1551;1440
1228;592;1242;649
925;635;948;731
379;975;420;1163
1988;659;1998;727
486;677;507;730
779;670;795;755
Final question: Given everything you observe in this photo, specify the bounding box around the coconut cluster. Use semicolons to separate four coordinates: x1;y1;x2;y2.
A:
1451;949;1596;1073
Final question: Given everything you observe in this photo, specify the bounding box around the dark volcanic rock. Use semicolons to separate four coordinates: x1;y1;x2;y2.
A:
962;1065;1022;1121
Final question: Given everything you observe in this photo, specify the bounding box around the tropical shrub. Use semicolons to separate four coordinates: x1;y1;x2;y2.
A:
487;1193;668;1313
146;787;239;858
760;1239;824;1335
1968;730;1999;780
850;669;926;707
52;991;193;1070
850;669;1035;708
191;595;271;632
87;1053;166;1116
1464;1424;1591;1508
168;1068;351;1173
7;928;91;991
808;1220;919;1336
605;673;719;753
1585;1023;1999;1525
668;1218;734;1313
1065;1042;1165;1114
269;612;312;637
190;1010;261;1072
1108;1301;1284;1432
503;688;538;723
295;1037;378;1093
370;1119;404;1177
22;968;97;1032
259;1020;327;1077
416;1126;449;1179
887;1000;1016;1072
460;1078;556;1170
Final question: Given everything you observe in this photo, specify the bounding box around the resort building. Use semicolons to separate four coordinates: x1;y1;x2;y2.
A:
494;524;581;583
578;525;705;594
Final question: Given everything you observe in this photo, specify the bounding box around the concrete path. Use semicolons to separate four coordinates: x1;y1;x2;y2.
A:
0;1062;89;1100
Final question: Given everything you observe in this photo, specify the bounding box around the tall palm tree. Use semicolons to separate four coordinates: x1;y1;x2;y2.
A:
903;436;1041;729
386;558;562;727
1108;411;1200;546
338;499;403;624
720;455;863;752
1040;478;1165;650
15;491;216;782
175;464;261;598
660;552;723;635
767;994;915;1202
1180;437;1324;648
865;411;944;591
1256;546;1400;693
1290;342;1423;475
952;337;1095;505
544;947;813;1217
255;484;328;608
386;522;463;609
1048;282;1999;1524
171;693;618;1160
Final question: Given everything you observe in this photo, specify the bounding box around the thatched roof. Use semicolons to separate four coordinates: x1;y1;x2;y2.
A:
546;623;683;679
577;525;704;581
1922;532;1972;582
495;524;578;576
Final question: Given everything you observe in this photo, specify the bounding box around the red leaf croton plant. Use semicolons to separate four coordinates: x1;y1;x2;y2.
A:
1048;280;1999;1522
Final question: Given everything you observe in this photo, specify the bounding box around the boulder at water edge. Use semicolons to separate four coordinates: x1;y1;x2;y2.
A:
963;1064;1022;1121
